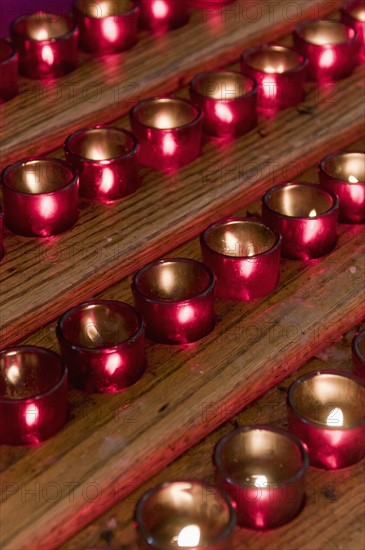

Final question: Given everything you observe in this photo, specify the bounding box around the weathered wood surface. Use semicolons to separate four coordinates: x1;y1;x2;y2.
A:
1;65;364;349
0;0;341;169
61;325;365;550
1;189;364;549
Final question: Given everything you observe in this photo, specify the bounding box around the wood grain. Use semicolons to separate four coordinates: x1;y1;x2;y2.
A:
1;66;364;349
0;0;341;169
1;192;364;549
61;326;365;550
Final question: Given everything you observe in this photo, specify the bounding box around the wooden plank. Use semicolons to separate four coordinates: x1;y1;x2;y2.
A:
1;192;364;549
1;66;364;348
0;0;341;169
61;326;365;550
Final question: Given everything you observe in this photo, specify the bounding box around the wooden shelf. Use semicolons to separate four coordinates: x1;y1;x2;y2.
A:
1;66;363;348
1;181;364;548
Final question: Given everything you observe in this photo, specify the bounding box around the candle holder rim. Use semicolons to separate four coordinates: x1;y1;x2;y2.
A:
190;70;258;101
129;96;203;131
73;0;140;19
262;182;339;220
56;300;145;353
200;216;282;259
134;478;237;547
0;346;67;404
214;425;309;487
64;126;139;163
352;330;365;364
10;12;78;43
319;151;365;184
1;157;79;197
131;258;216;305
0;39;18;65
287;370;365;429
240;43;308;75
294;19;359;46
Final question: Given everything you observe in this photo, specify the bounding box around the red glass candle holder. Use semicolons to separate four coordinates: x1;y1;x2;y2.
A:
189;71;257;137
64;126;141;201
135;479;236;549
10;12;78;79
262;182;339;260
352;330;365;380
0;39;18;102
0;206;4;261
287;371;365;469
214;426;309;529
130;97;203;171
57;300;145;393
293;19;360;81
136;0;190;32
319;151;365;223
200;217;281;301
0;346;68;446
341;1;365;62
1;157;79;237
240;44;307;112
73;0;140;54
132;258;215;344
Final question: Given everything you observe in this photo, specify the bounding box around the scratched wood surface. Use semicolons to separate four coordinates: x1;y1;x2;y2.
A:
0;0;341;169
1;63;364;348
61;325;365;550
1;177;364;548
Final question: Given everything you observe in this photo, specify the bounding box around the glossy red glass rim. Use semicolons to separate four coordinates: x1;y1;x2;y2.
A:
352;330;365;365
135;478;237;547
130;96;203;132
320;151;365;184
0;39;17;64
262;182;339;220
0;346;67;404
57;300;145;353
200;217;282;260
240;44;308;75
64;126;139;164
214;425;309;487
287;370;365;429
294;19;358;46
190;70;258;102
1;157;78;197
132;258;216;305
10;12;78;42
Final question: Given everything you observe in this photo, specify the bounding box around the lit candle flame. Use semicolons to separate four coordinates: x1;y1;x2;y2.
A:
326;407;344;426
86;322;101;343
7;365;21;385
265;64;285;74
176;525;201;547
308;209;317;218
35;28;49;41
348;175;359;183
160;267;176;293
252;474;268;488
